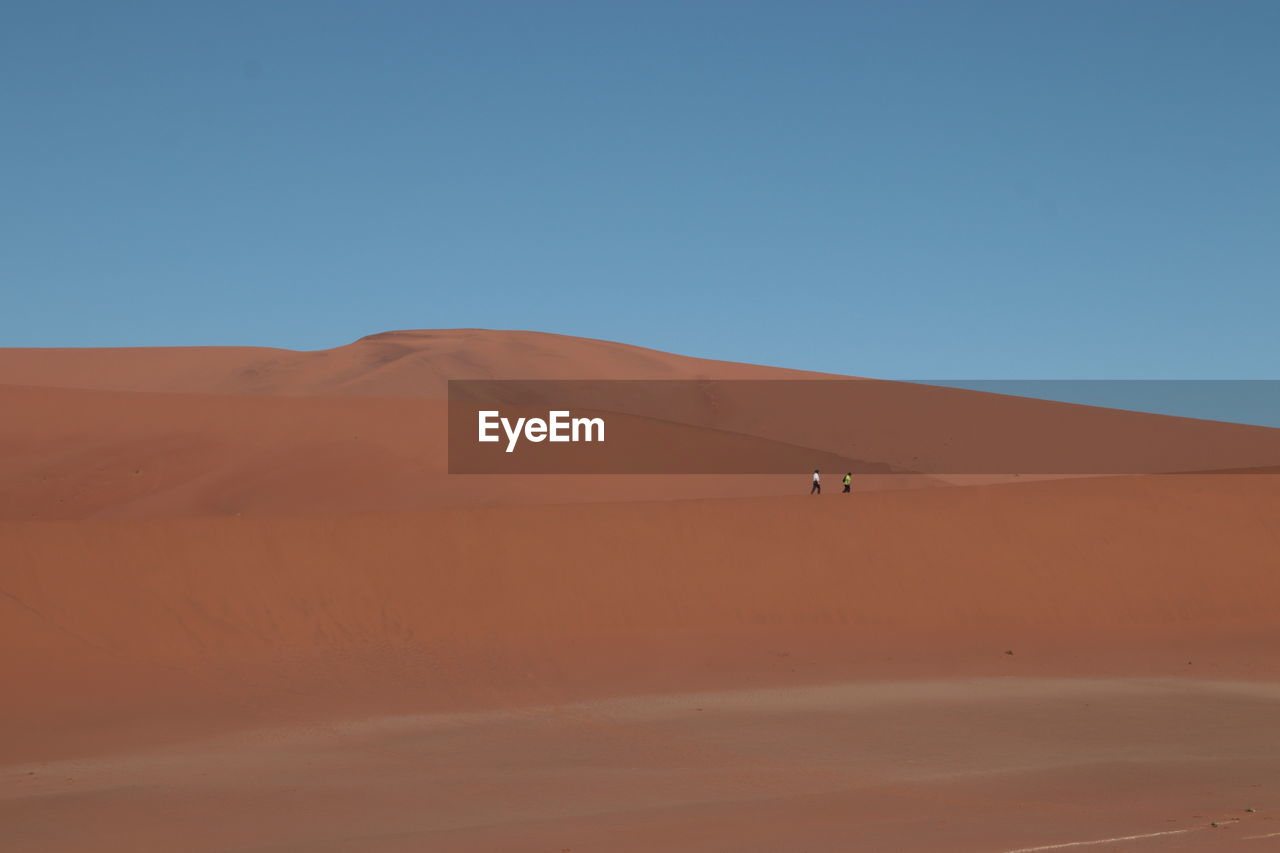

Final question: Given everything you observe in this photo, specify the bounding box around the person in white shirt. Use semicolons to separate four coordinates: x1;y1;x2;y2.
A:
810;469;821;494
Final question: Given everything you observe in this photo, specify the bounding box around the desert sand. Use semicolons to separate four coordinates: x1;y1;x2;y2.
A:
3;330;1279;851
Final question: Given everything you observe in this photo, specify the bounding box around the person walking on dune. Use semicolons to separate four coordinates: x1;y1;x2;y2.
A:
842;472;852;493
810;469;821;494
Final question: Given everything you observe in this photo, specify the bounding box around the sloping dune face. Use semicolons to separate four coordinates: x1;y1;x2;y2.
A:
3;330;1280;852
4;474;1280;852
4;473;1280;764
3;329;1275;520
0;330;873;520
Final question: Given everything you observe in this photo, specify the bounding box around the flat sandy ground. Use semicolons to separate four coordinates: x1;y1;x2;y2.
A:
5;679;1279;852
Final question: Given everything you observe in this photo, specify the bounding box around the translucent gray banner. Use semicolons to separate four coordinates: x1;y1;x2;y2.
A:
448;379;1280;475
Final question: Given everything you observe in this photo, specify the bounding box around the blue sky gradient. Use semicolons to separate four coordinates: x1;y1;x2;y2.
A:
3;1;1278;380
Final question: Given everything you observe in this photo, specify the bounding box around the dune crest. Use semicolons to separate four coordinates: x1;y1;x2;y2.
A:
0;329;823;397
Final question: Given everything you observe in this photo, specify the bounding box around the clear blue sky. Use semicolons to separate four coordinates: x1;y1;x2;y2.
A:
4;0;1278;379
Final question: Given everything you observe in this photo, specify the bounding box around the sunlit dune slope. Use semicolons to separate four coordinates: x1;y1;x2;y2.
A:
3;473;1277;763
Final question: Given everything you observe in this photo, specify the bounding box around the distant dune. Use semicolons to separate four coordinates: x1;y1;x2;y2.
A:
3;330;1275;520
0;329;819;397
2;330;1278;852
0;331;883;520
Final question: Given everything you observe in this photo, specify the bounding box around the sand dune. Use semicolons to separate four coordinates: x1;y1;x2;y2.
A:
4;473;1280;850
4;473;1278;765
3;330;1279;851
0;332;928;520
0;329;820;397
3;382;934;520
4;330;1275;520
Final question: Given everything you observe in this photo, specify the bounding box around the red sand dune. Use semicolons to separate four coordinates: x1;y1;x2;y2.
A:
4;472;1280;761
4;329;1275;520
0;330;939;520
0;329;818;397
3;330;1279;851
0;383;939;521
